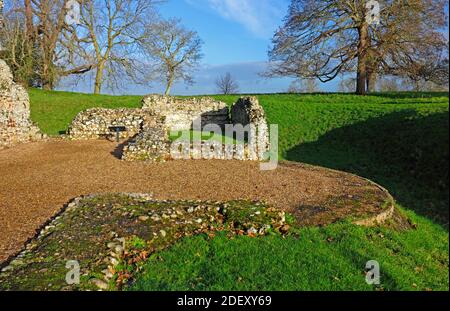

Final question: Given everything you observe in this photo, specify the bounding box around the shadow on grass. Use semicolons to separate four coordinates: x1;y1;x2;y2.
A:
369;92;449;99
286;110;449;227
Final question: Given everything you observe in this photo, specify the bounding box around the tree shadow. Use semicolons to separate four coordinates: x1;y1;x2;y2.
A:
286;110;449;227
369;92;449;99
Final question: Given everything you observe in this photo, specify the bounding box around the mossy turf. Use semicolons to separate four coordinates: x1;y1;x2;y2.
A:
27;89;449;291
0;195;285;291
1;195;447;291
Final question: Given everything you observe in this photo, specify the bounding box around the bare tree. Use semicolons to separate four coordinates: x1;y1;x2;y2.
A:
73;0;160;94
287;78;319;93
302;78;319;93
389;45;449;90
215;72;239;94
0;8;34;84
0;0;42;86
30;0;95;89
401;75;448;92
266;0;447;95
338;77;356;93
1;0;97;89
287;79;301;93
141;18;203;95
24;0;33;40
378;77;400;92
365;2;448;91
2;0;163;93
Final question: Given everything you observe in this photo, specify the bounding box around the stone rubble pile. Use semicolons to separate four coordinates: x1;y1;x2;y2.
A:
0;60;44;148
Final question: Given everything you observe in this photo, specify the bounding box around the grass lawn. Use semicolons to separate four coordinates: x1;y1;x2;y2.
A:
130;212;448;291
28;89;141;136
28;89;449;291
212;93;449;225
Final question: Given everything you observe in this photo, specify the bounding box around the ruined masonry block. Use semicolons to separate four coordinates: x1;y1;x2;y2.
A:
231;96;270;160
67;108;157;140
66;93;270;163
121;121;170;162
141;94;229;131
0;60;43;148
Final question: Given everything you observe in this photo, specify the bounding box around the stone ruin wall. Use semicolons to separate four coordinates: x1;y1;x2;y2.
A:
121;118;170;162
67;108;157;140
167;140;262;161
67;94;270;163
67;95;229;139
122;95;233;162
231;96;270;160
144;96;270;162
0;60;43;149
142;94;229;131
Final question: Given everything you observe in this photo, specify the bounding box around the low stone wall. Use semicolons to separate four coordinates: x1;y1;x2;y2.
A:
169;140;261;161
0;60;43;148
142;94;229;131
122;120;170;162
231;96;270;160
67;108;156;140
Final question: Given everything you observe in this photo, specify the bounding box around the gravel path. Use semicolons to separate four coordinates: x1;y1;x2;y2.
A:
0;139;388;263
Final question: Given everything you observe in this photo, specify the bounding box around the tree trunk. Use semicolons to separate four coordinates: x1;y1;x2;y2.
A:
164;74;174;95
42;61;54;90
42;81;53;90
24;0;34;40
94;63;105;94
367;71;377;93
356;23;369;95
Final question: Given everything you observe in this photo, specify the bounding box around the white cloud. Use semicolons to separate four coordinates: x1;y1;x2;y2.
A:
186;0;287;38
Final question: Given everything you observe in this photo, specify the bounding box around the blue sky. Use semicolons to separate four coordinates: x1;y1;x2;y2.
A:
164;0;288;64
150;0;299;94
60;0;341;95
